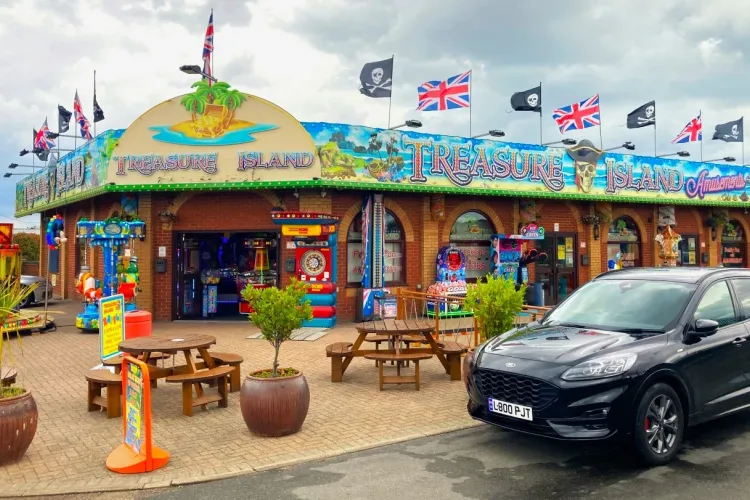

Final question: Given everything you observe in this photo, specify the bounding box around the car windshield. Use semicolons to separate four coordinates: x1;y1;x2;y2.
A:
542;279;696;332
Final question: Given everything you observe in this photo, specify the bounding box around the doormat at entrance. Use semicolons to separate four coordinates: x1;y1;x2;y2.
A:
246;327;330;342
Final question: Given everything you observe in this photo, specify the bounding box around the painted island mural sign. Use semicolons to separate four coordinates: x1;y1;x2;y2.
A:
305;123;750;205
108;80;319;184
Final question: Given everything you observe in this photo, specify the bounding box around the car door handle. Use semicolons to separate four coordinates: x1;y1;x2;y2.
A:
733;337;748;345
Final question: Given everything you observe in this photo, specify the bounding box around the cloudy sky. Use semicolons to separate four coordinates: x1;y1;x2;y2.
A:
1;0;749;228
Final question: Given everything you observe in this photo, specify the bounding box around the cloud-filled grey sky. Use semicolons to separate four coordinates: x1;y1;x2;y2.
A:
1;0;749;227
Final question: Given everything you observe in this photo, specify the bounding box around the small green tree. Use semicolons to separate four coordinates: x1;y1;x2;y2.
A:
13;233;40;263
0;277;38;398
464;274;526;341
242;279;312;378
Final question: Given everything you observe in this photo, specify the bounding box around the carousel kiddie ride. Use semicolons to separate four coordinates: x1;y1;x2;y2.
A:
0;222;56;334
270;211;340;328
75;218;145;332
426;245;471;318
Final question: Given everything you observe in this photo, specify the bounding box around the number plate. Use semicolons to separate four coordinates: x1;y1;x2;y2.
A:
488;398;533;421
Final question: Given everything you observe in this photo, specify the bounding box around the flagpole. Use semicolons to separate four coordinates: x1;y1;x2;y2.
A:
387;55;394;128
653;120;657;157
468;69;472;137
598;94;604;149
211;9;214;80
538;81;543;145
700;109;703;162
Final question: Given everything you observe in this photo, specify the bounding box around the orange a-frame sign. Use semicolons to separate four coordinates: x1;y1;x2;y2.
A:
106;357;169;474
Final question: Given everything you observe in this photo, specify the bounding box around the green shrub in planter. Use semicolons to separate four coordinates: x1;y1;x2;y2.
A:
464;275;526;340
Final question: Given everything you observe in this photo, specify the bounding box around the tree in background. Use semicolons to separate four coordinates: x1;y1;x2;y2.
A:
13;233;40;262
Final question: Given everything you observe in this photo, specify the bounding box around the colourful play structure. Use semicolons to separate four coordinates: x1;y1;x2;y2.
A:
1;222;54;334
75;219;145;332
270;211;340;328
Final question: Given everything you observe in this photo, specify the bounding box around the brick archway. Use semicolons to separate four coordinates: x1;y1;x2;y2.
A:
441;201;504;243
384;199;415;243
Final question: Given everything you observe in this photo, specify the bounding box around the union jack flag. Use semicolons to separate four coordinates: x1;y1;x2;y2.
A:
672;112;702;144
202;10;214;82
417;71;471;111
552;94;601;133
34;118;55;151
73;90;93;140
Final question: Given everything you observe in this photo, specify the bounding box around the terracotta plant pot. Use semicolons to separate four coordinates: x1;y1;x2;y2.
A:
0;389;38;466
239;370;310;437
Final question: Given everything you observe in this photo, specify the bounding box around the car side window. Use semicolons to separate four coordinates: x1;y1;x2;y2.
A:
730;279;750;320
694;281;737;328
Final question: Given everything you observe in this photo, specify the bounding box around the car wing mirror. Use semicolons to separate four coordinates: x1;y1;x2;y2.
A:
689;319;720;338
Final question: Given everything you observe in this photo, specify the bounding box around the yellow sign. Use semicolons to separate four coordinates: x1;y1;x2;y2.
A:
99;294;125;361
282;225;322;237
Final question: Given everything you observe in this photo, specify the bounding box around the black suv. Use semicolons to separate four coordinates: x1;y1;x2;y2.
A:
465;267;750;465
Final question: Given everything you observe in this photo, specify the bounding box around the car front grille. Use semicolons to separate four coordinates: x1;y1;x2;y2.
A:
475;369;559;410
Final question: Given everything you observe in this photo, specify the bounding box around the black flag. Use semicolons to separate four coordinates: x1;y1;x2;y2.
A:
712;117;743;142
626;101;655;128
359;58;393;98
58;105;72;133
510;85;542;112
93;92;105;122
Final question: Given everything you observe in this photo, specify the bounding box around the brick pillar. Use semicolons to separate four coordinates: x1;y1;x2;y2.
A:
298;190;332;213
136;193;154;313
592;202;609;277
422;195;439;287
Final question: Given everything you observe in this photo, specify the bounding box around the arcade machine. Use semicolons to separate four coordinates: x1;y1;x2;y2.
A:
490;223;546;291
75;219;145;332
270;212;339;328
237;237;277;315
426;245;471;318
0;222;55;334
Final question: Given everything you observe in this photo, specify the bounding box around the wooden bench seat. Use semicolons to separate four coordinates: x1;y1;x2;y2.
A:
201;351;244;392
166;365;233;417
85;369;122;418
1;367;17;387
439;341;467;381
103;355;164;387
363;352;433;391
326;342;352;382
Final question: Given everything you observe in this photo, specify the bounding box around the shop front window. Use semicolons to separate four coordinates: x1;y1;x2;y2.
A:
347;210;405;286
721;220;745;268
678;235;699;266
449;211;495;281
607;216;640;268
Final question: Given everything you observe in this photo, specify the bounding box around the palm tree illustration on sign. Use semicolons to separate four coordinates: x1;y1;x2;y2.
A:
150;81;277;146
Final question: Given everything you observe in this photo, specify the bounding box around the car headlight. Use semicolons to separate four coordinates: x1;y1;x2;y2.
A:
561;353;637;381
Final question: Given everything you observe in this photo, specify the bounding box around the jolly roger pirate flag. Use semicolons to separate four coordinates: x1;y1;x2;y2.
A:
510;85;542;112
359;57;394;98
712;117;743;143
626;100;656;129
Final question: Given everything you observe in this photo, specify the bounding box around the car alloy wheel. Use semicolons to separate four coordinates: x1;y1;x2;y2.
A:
633;383;684;466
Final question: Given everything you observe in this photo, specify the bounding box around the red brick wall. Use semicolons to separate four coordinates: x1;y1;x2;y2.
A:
21;261;39;276
602;204;655;271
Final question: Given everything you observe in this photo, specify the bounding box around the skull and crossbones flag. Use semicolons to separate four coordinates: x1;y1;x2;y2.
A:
359;58;393;98
712;117;743;143
510;85;542;112
626;101;656;129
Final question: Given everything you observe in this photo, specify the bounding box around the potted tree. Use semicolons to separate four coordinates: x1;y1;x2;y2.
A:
239;279;313;437
464;274;526;342
0;277;39;466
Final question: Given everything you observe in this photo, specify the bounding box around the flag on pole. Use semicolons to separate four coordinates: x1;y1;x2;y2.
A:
93;90;105;123
32;128;48;161
552;94;601;133
34;118;55;151
57;105;72;133
202;10;214;82
359;58;393;98
74;90;93;140
671;113;702;144
626;101;655;128
712;117;743;142
510;85;542;112
417;71;471;111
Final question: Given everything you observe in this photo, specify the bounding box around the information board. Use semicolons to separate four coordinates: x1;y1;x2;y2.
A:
99;294;125;361
125;362;144;454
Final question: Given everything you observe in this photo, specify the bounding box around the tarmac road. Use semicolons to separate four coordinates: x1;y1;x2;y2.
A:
25;412;750;500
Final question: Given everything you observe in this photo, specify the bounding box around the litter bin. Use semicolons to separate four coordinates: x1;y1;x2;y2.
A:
533;282;544;307
124;310;152;339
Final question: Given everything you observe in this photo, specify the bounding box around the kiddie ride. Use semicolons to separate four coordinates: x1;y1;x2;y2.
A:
271;211;340;328
427;245;471;318
75;219;145;332
0;222;56;334
490;223;547;301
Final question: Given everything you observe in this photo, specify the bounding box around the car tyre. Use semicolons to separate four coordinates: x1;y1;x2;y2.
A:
632;383;684;466
17;288;31;309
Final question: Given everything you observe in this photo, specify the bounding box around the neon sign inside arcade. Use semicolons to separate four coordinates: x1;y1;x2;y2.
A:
400;137;748;199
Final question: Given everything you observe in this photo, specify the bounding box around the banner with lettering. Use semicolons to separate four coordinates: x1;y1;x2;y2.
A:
305;122;750;206
15;130;122;214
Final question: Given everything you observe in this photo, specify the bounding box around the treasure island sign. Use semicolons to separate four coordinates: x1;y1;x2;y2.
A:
108;81;320;185
305;123;750;206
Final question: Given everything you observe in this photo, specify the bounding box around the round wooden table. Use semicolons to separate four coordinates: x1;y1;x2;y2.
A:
119;334;216;355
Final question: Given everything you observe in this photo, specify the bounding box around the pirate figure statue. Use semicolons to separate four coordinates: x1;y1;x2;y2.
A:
566;140;604;194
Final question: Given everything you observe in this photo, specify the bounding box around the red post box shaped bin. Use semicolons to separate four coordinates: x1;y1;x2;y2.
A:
124;310;152;339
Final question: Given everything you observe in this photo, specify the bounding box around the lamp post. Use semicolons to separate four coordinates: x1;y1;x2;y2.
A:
8;163;39;169
704;156;736;163
179;65;217;83
389;120;422;131
472;130;506;139
656;151;691;158
542;138;577;147
3;173;29;178
605;141;636;152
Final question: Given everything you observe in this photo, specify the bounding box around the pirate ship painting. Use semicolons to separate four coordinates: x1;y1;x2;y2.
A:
149;81;277;146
